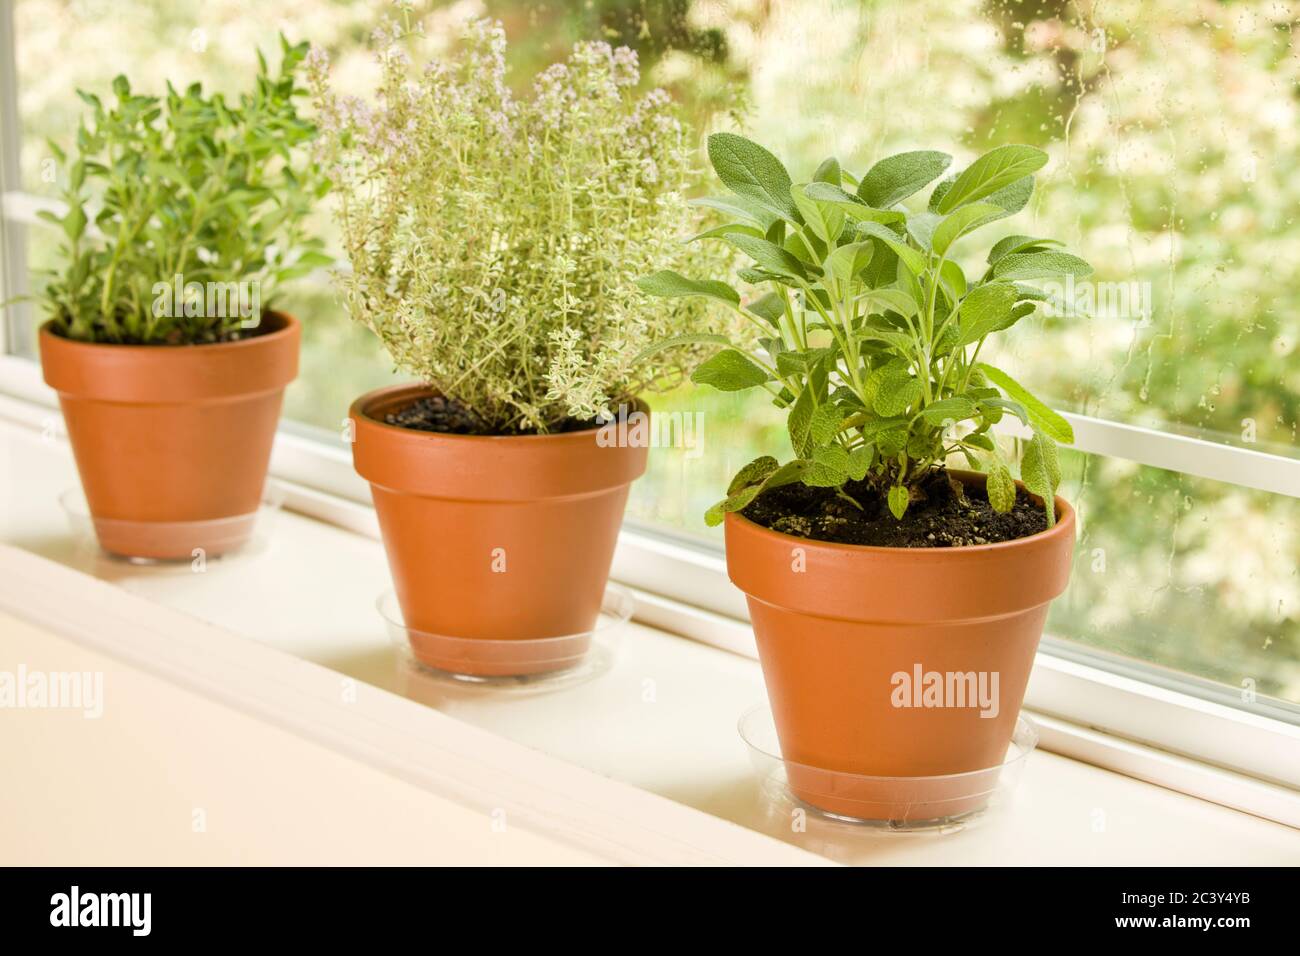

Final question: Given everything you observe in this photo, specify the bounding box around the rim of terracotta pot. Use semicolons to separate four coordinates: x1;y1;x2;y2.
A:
725;468;1076;624
349;383;650;502
39;311;300;403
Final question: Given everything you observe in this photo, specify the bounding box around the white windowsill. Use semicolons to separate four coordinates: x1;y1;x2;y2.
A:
6;347;1299;797
1;567;830;866
1;416;1297;864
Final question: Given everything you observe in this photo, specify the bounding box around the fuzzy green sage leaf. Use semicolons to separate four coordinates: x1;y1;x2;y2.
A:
691;349;770;391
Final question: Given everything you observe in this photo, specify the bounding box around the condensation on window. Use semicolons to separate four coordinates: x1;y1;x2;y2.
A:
629;0;1300;707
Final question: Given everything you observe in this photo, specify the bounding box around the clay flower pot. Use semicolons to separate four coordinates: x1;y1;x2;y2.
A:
726;470;1075;822
39;313;299;560
350;384;648;677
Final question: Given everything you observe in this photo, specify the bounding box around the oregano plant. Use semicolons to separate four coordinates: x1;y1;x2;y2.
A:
638;134;1091;531
38;35;329;345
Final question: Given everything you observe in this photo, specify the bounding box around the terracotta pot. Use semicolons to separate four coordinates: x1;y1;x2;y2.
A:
39;313;299;560
350;384;648;677
726;470;1075;822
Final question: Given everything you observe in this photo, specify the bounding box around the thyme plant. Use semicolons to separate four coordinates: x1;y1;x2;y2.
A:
639;135;1091;528
39;36;329;345
308;18;735;434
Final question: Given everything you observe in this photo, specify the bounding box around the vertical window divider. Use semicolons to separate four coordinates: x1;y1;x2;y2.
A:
0;0;31;356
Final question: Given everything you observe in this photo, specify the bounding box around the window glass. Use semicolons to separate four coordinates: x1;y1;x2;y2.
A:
9;0;1298;706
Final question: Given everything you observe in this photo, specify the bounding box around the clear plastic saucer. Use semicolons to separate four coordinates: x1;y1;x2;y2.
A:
739;705;1037;833
378;583;633;691
59;482;284;565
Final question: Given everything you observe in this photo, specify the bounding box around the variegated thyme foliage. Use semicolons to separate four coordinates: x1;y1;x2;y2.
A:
308;17;736;433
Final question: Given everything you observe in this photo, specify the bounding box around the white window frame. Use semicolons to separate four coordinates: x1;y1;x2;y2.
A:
1;5;1296;820
0;0;31;360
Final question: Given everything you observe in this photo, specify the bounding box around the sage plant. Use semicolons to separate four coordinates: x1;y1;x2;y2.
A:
640;135;1091;526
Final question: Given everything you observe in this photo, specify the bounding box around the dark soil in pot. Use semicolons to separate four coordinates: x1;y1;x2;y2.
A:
383;395;601;436
49;311;284;347
742;469;1047;547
